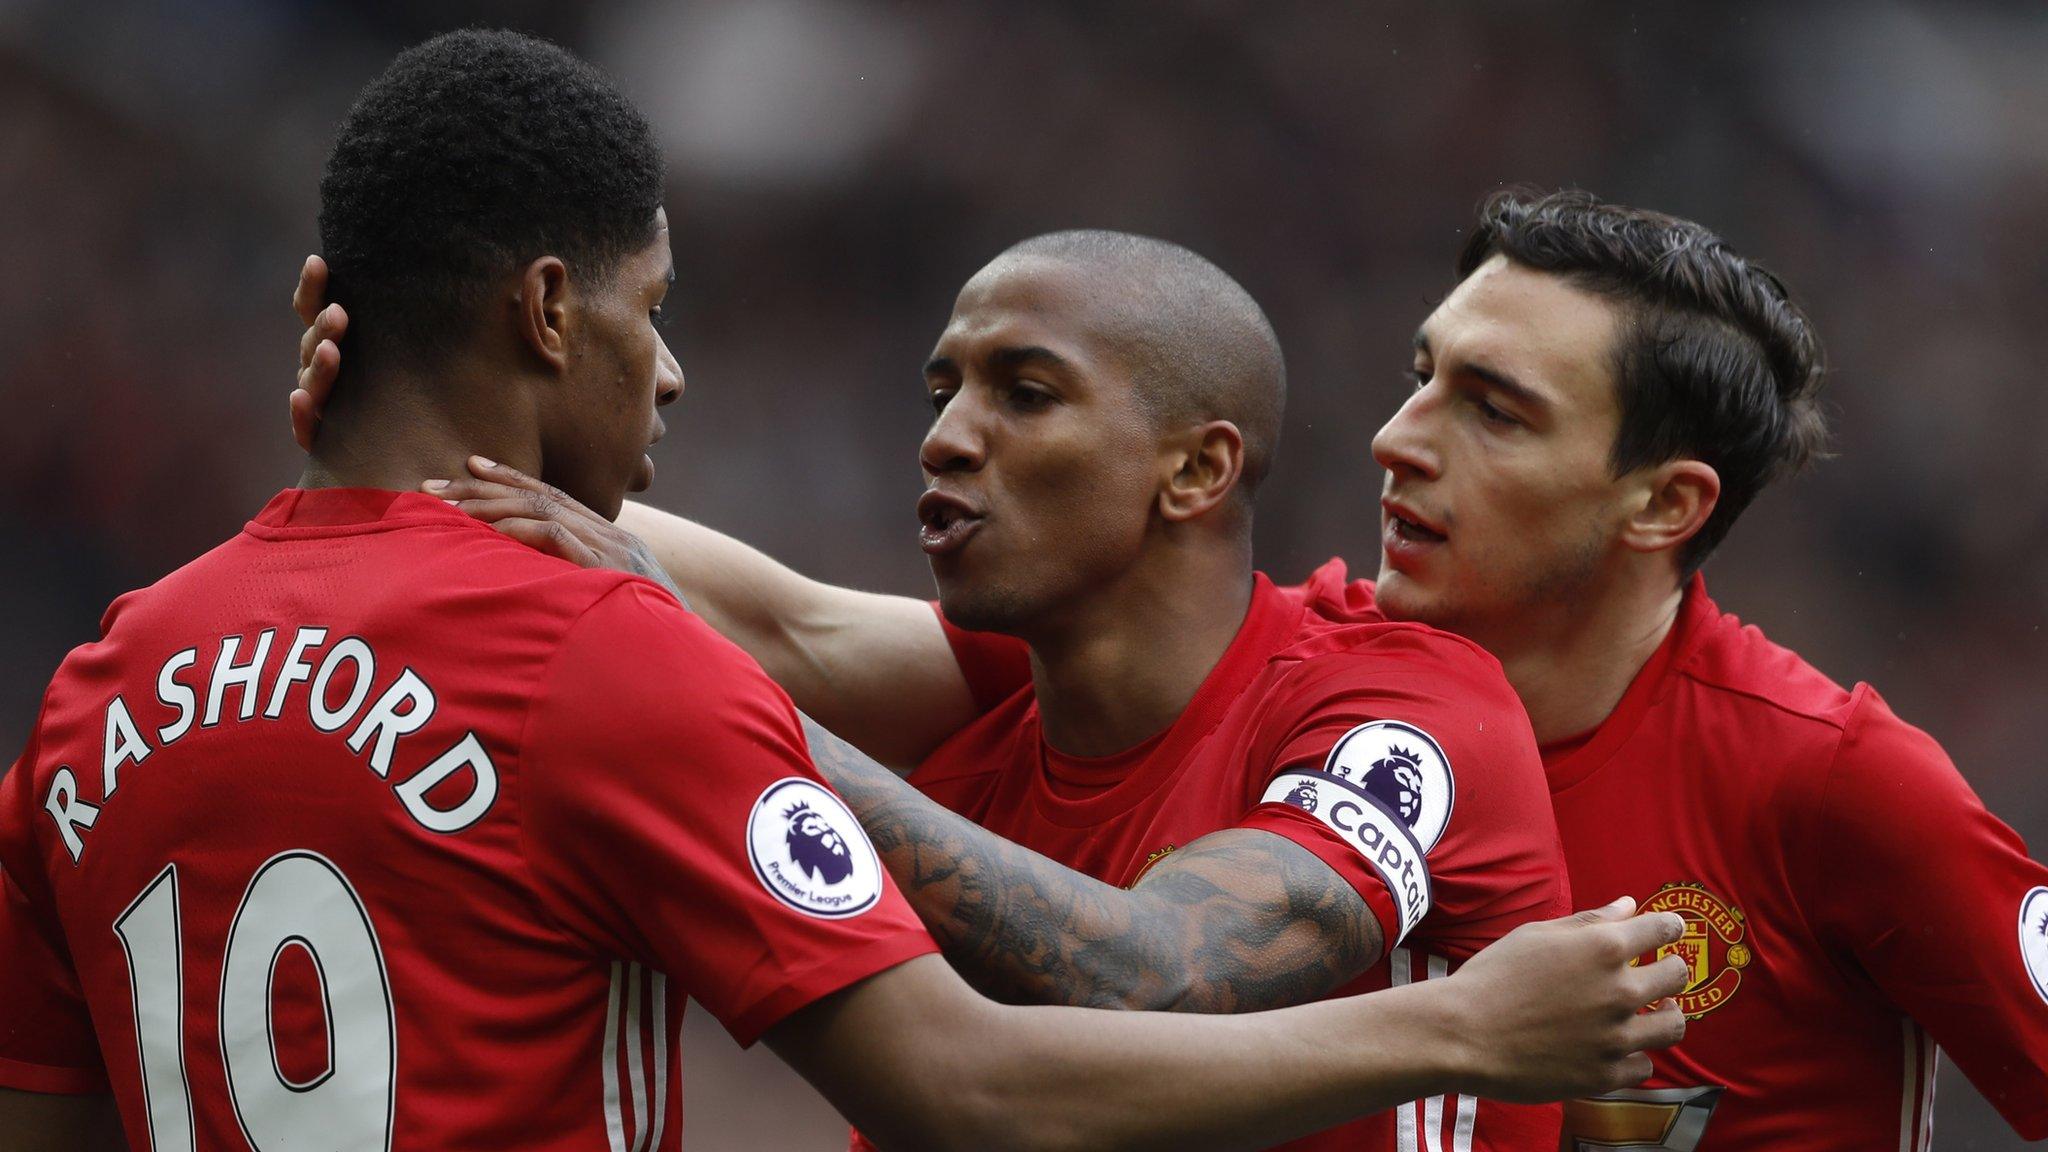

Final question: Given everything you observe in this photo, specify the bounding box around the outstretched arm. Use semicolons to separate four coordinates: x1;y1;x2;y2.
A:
617;500;977;767
769;914;1689;1152
289;260;975;767
798;715;1380;1012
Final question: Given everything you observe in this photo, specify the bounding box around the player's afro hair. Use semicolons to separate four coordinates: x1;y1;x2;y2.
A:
1459;188;1830;577
318;29;664;373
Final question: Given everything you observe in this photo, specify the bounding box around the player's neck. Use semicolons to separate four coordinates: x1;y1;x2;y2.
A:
300;368;539;497
1488;568;1685;746
1026;539;1255;758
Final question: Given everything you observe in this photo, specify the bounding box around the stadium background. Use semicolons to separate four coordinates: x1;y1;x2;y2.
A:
2;1;2043;1146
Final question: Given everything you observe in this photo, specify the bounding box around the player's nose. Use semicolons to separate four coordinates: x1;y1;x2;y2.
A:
920;390;988;476
1371;389;1441;480
655;341;683;407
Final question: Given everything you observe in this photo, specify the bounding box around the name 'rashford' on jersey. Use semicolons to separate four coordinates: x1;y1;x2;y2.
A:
0;489;936;1151
895;559;1571;1152
1543;576;2048;1151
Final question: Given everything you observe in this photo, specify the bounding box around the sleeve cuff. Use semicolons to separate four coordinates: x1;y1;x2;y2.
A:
719;930;942;1048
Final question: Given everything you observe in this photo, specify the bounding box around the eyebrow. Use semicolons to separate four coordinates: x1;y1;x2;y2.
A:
924;345;1074;378
1412;328;1551;415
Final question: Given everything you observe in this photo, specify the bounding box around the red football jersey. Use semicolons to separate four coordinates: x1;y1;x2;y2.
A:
1550;576;2048;1150
0;489;936;1150
864;559;1570;1152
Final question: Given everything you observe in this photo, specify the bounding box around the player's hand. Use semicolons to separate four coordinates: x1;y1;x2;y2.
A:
425;457;689;606
1437;896;1689;1102
291;254;347;453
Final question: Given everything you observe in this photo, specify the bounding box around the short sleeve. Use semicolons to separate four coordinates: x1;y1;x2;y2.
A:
1806;689;2048;1139
1237;628;1567;958
932;603;1032;714
520;583;938;1047
0;747;111;1093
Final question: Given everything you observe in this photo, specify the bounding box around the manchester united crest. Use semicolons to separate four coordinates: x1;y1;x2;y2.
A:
1636;883;1754;1020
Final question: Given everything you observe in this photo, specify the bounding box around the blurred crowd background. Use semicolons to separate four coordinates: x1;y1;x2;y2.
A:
4;1;2044;1146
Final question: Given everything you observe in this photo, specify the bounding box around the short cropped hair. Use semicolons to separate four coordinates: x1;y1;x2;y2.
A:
319;29;663;373
1002;230;1287;500
1457;189;1829;576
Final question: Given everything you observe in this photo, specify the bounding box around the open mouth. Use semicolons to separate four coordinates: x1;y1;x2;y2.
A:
917;490;984;556
1382;500;1447;548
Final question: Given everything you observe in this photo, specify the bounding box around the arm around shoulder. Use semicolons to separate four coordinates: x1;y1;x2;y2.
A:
618;500;976;767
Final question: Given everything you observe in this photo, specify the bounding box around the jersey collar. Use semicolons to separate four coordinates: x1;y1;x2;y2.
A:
246;488;482;538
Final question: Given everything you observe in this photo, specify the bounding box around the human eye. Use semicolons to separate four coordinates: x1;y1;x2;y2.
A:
1403;367;1429;392
1007;382;1054;411
928;387;955;414
1474;394;1520;427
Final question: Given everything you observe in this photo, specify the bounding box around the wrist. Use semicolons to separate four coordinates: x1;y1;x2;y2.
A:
1394;975;1487;1098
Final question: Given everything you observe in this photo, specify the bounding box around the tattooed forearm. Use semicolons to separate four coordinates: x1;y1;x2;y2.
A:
799;714;1382;1012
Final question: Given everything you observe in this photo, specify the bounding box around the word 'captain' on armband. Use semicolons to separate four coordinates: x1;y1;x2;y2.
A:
1259;720;1457;946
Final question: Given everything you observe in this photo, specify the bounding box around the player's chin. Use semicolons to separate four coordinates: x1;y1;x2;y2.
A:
932;577;1021;635
1370;568;1437;624
628;452;656;493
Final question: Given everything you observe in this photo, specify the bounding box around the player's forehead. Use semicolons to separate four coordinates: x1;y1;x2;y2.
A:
1418;255;1622;421
929;254;1123;380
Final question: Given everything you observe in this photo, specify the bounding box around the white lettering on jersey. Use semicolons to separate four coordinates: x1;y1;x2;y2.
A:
44;767;101;865
347;669;436;779
265;627;329;720
1262;769;1432;944
102;695;152;797
45;630;503;863
155;647;200;745
308;637;375;733
394;732;498;834
203;629;276;728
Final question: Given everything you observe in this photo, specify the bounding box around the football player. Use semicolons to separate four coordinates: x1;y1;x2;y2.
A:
293;226;1690;1150
0;36;1692;1152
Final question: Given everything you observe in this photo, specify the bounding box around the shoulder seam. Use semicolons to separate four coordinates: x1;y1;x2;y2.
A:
1673;662;1856;731
1271;620;1500;672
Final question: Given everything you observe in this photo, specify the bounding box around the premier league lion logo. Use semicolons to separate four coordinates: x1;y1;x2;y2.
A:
1321;720;1454;853
1363;746;1425;826
784;801;854;885
1283;779;1320;813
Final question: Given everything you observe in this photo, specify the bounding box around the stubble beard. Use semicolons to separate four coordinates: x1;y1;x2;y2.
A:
1383;533;1607;652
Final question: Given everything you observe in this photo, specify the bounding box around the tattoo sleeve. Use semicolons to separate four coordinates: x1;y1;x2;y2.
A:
799;714;1382;1012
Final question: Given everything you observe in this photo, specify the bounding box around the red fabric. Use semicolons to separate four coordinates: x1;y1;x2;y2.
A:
894;558;1570;1152
0;488;935;1148
1550;575;2048;1148
933;603;1034;713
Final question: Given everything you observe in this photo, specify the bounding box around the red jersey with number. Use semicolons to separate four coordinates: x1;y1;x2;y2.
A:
0;489;936;1151
1550;576;2048;1151
878;559;1570;1152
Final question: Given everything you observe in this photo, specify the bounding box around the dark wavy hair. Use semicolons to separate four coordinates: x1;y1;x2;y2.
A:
1458;189;1829;576
318;29;663;375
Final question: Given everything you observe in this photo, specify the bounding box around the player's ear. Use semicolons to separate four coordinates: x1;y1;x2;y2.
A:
1158;420;1245;523
1619;458;1719;556
514;256;573;372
